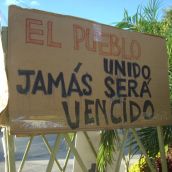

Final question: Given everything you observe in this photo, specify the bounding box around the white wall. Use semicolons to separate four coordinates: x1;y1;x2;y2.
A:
73;131;127;172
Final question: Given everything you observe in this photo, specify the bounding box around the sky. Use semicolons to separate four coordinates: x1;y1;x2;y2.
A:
0;0;172;26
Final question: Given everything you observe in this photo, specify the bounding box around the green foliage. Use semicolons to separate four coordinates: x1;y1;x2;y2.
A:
128;127;172;158
97;130;119;172
116;2;162;35
163;9;172;101
143;0;161;21
129;156;149;172
129;146;169;172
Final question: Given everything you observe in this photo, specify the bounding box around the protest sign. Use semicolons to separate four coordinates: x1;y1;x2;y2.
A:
7;6;172;134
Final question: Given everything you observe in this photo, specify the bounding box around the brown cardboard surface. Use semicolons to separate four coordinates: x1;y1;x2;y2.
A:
7;5;172;134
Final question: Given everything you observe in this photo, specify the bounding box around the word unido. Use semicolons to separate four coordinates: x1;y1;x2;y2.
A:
16;70;92;97
62;98;154;129
104;58;150;79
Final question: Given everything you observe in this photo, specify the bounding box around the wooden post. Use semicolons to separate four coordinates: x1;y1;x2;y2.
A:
5;127;16;172
115;129;129;172
157;126;168;172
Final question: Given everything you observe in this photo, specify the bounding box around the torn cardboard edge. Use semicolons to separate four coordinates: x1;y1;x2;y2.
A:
8;5;165;40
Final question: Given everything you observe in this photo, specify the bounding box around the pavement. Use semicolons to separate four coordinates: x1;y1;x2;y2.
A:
0;160;74;172
0;132;74;171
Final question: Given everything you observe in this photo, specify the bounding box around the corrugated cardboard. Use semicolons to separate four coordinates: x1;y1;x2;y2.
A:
7;5;172;134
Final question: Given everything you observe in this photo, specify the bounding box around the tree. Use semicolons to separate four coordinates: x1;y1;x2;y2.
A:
97;0;172;171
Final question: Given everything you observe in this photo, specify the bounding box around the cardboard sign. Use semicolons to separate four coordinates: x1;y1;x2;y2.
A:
7;5;172;134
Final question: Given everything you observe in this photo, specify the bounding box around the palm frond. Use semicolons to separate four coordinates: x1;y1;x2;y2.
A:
97;130;119;172
143;0;161;21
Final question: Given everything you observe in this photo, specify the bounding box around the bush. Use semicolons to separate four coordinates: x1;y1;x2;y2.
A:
129;147;172;172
